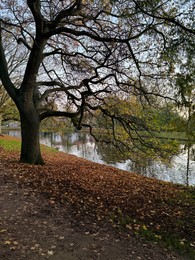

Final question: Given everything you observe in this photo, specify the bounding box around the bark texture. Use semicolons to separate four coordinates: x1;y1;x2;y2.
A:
20;114;44;165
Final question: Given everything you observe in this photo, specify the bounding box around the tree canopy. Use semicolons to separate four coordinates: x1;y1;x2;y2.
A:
0;0;194;164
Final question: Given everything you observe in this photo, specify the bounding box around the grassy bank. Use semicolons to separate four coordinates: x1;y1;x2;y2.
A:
154;131;195;142
0;135;194;258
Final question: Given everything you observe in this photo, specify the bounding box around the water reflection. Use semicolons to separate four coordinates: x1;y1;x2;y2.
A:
39;132;195;186
2;130;195;185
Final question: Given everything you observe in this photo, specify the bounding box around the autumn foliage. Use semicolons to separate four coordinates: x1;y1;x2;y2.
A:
0;135;194;254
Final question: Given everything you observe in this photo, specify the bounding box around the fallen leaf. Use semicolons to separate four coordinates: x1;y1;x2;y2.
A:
0;229;7;233
4;240;11;245
47;250;54;255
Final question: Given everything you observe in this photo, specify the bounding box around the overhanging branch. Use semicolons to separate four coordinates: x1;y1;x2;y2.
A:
39;109;80;121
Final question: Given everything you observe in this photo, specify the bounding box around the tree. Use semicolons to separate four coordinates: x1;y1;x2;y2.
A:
175;39;195;185
142;104;186;132
0;87;19;133
0;28;25;132
0;85;10;133
0;0;194;164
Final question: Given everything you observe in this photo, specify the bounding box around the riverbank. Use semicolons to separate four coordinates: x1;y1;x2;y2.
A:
0;135;194;259
2;129;195;185
2;126;195;141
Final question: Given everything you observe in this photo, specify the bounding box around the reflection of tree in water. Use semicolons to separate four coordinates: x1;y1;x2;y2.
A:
128;157;153;176
126;152;156;178
95;142;129;165
60;133;73;153
95;136;180;180
180;143;195;186
42;132;73;152
95;139;175;166
76;133;94;157
127;157;172;180
181;144;195;161
61;132;95;157
191;148;195;161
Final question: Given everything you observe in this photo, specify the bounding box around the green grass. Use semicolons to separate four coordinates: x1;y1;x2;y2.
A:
41;144;58;153
0;138;21;151
139;131;195;141
0;136;57;153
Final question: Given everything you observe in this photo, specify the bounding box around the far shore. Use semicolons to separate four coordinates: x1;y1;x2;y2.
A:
2;126;195;142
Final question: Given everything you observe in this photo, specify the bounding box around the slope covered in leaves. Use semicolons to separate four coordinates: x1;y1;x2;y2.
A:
0;135;194;256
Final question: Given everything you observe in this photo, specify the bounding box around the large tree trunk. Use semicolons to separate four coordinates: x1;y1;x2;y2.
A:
19;110;44;165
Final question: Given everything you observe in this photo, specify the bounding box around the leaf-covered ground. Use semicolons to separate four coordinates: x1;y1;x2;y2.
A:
0;135;194;259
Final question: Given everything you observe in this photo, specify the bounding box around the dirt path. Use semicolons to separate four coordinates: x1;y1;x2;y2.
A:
0;167;187;260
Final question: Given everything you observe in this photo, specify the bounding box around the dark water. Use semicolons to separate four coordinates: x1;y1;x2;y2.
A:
2;129;195;185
